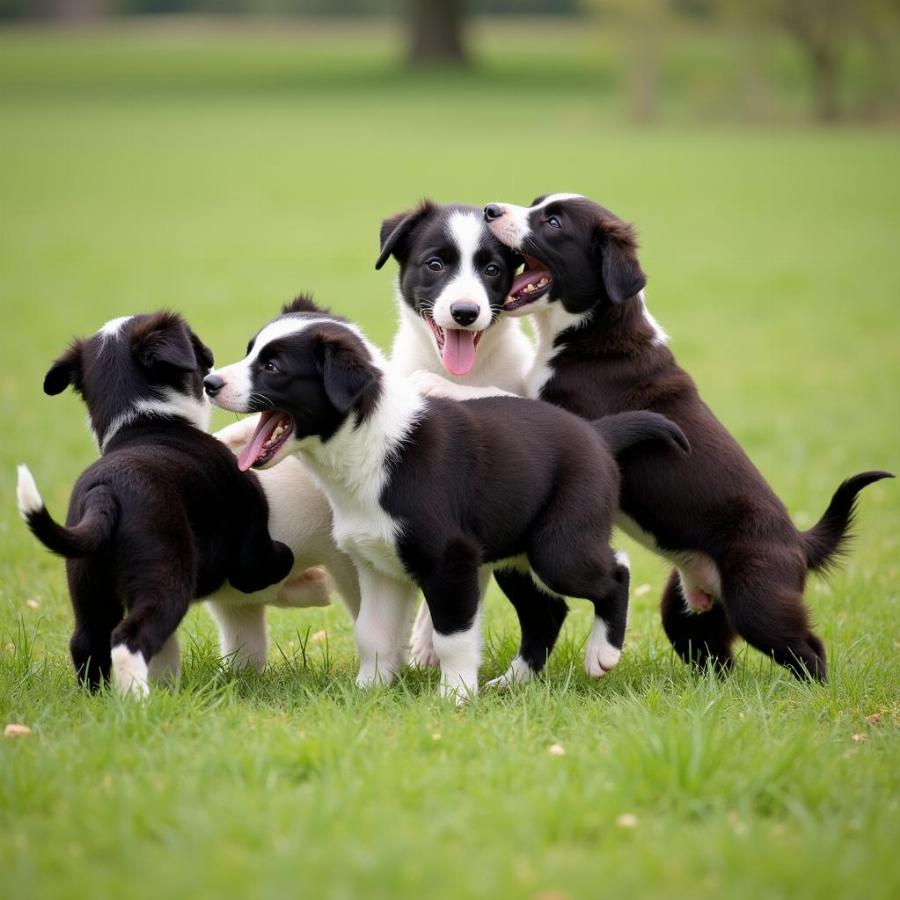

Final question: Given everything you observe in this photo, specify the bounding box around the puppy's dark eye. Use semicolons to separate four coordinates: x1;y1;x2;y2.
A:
264;359;280;374
426;258;444;272
546;215;561;229
484;263;500;277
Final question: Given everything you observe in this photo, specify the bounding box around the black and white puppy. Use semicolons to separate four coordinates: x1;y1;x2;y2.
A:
215;201;539;669
16;312;294;696
205;297;689;700
482;193;892;680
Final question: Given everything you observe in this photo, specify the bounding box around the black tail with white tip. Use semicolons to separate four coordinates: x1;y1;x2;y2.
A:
592;411;690;458
16;465;118;558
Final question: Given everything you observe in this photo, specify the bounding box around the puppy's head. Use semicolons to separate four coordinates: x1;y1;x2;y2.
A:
205;296;382;471
484;193;646;316
44;312;215;449
375;200;521;377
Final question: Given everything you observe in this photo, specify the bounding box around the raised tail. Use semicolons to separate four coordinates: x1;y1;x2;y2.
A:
16;465;118;558
802;470;893;572
592;411;690;458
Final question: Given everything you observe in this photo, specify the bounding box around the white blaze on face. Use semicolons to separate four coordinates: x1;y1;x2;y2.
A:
486;193;585;250
429;211;493;377
99;315;133;341
211;317;316;412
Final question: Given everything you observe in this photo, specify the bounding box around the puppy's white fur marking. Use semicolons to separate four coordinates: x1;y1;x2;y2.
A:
433;605;483;704
16;465;43;518
147;634;181;685
637;290;669;346
99;389;211;452
584;618;621;678
485;654;534;690
111;644;149;697
430;210;494;333
99;316;133;341
526;304;593;399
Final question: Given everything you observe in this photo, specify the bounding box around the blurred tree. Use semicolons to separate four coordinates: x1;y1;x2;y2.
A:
408;0;467;65
582;0;673;123
721;0;900;122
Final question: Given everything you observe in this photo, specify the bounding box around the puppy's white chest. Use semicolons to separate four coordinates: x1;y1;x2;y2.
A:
332;507;406;579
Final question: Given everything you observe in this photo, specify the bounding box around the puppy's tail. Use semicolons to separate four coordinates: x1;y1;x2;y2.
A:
16;465;118;558
592;411;690;458
802;471;893;573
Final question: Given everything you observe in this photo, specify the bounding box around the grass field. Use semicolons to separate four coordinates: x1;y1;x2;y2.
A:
1;22;899;900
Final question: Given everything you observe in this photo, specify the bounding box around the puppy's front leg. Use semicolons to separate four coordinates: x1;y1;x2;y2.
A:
409;370;516;401
353;564;418;689
421;563;486;704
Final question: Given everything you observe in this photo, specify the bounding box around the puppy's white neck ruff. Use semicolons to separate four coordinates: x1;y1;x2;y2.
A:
98;390;211;452
300;347;425;512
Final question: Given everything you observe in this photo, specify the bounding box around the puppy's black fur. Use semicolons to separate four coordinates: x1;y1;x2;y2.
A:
20;312;293;689
486;194;892;680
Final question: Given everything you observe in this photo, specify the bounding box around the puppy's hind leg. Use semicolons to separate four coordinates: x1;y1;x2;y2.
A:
583;550;630;678
206;600;268;672
660;568;735;675
529;544;629;679
487;567;568;689
67;562;121;691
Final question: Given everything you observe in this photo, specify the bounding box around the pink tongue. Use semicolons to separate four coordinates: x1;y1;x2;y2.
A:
237;412;279;472
442;329;477;376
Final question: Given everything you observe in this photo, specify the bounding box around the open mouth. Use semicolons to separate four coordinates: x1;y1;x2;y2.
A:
424;313;484;377
503;255;553;314
237;410;294;472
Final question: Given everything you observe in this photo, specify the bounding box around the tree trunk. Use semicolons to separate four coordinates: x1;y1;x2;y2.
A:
809;41;840;123
408;0;467;66
48;0;101;23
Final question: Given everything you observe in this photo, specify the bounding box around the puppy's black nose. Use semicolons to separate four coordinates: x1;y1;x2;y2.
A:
203;374;225;397
450;302;480;327
484;203;504;222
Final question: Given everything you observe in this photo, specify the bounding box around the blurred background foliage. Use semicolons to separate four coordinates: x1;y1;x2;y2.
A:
1;0;898;124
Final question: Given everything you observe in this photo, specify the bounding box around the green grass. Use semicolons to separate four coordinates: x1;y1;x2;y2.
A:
1;22;899;900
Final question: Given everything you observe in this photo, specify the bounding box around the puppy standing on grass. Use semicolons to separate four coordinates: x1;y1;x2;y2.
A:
214;200;542;669
205;297;689;700
476;193;892;680
16;312;294;696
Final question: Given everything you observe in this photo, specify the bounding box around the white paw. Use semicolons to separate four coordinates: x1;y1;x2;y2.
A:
439;678;476;705
111;645;150;698
408;370;460;399
485;656;534;690
584;619;622;678
355;664;396;690
614;549;631;571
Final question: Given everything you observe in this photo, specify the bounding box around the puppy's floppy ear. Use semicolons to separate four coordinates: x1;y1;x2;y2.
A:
594;213;647;304
315;330;379;415
189;331;214;371
44;342;83;396
375;200;435;270
132;312;199;373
